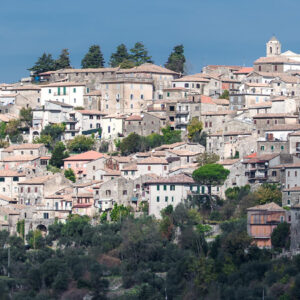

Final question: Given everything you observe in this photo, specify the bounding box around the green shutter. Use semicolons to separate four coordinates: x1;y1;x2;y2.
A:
58;87;61;95
63;87;66;95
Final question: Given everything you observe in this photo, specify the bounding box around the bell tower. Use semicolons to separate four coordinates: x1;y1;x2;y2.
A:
266;36;281;57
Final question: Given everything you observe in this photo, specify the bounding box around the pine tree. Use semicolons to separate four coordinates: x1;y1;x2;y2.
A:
109;44;130;67
81;45;105;68
165;45;186;73
29;53;55;74
130;42;153;66
55;48;71;70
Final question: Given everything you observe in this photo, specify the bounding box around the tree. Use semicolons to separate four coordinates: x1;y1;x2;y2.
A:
192;164;230;209
197;152;220;167
187;118;203;141
165;44;186;73
161;126;181;144
5;119;21;142
41;123;65;142
67;135;95;153
29;53;55;74
81;45;105;68
119;59;135;69
271;222;290;250
254;183;282;205
120;133;143;155
33;135;52;149
110;44;130;67
54;48;71;69
219;90;229;100
19;107;33;127
64;168;76;183
110;204;131;222
130;42;153;66
49;142;69;168
0;122;7;139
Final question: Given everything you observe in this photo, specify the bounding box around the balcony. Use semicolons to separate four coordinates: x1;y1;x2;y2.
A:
131;197;138;202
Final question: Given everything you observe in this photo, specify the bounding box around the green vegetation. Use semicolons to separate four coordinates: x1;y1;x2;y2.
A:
54;48;71;70
19;107;33;128
64;168;76;183
164;44;186;73
197;152;220;167
130;42;153;66
219;89;229;99
81;45;105;68
110;44;130;67
67;135;95;153
254;183;282;205
271;222;290;251
118;126;181;155
29;53;56;74
187;117;203;141
49;142;69;168
192;164;230;210
110;204;131;222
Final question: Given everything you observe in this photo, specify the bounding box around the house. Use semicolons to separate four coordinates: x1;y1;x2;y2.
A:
18;174;71;206
100;114;126;139
64;110;106;140
40;82;88;107
247;202;286;248
1;143;48;159
63;151;106;178
0;170;26;201
145;174;195;219
136;157;169;177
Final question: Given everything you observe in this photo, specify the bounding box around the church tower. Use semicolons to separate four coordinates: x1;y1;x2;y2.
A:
266;36;281;57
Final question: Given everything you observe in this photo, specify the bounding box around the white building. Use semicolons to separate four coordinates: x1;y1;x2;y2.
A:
40;82;87;107
146;174;194;219
100;114;126;140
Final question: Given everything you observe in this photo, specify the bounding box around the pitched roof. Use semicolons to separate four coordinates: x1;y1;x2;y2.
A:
234;67;254;74
18;175;53;185
254;56;300;64
2;155;39;162
117;63;179;75
125;115;143;121
200;95;215;104
57;67;118;74
212;98;229;105
137;157;168;165
247;202;284;211
218;159;240;165
103;169;121;176
253;113;297;118
8;85;41;91
47;100;74;107
201;110;236;116
121;163;138;171
42;82;86;87
244;153;279;163
3;143;44;152
64;151;105;161
75;110;106;115
0;170;25;177
146;174;194;184
249;101;272;108
84;90;102;96
245;82;271;87
265;124;300;131
169;149;200;156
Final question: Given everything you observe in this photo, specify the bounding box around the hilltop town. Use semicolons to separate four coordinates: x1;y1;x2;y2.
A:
2;37;300;298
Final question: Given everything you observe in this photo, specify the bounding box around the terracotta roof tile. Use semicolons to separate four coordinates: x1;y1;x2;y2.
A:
146;174;194;184
234;67;254;74
125;115;143;121
75;110;106;115
64;151;105;161
253;113;297;118
247;202;284;211
117;63;178;75
42;81;86;87
137;157;168;165
19;175;53;185
0;170;25;177
2;155;39;162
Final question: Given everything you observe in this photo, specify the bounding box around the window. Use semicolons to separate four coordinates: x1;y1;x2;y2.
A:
130;94;134;100
48;89;52;94
13;177;19;182
21;187;23;193
281;145;284;150
296;171;298;177
148;166;151;171
165;196;168;202
171;196;174;202
196;84;200;88
157;196;160;202
288;171;290;177
106;190;111;196
271;145;274;151
124;171;128;175
157;185;160;191
167;92;170;97
141;94;144;100
123;190;127;195
261;145;265;151
164;165;167;171
34;187;38;193
163;185;167;191
170;185;175;191
43;213;49;219
73;88;76;93
89;115;93;119
184;83;189;88
272;171;277;177
74;98;76;103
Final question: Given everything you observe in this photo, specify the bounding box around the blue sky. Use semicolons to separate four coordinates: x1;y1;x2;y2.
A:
0;0;299;82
